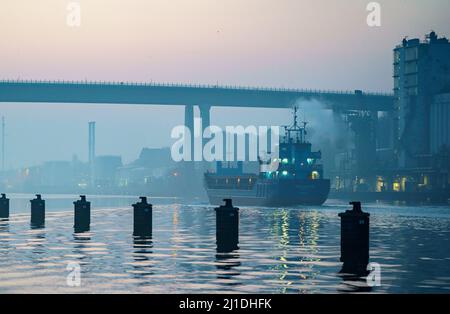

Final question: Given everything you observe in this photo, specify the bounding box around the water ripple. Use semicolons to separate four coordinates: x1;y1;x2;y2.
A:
0;197;449;293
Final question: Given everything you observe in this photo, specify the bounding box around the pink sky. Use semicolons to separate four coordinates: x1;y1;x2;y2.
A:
1;0;449;91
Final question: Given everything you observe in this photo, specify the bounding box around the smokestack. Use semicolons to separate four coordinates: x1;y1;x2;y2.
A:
88;121;96;164
1;116;4;172
88;122;96;188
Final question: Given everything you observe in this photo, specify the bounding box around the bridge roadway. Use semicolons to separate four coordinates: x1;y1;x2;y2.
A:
0;80;394;112
0;80;395;143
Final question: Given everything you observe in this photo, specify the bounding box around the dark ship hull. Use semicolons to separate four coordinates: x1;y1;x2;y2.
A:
205;175;330;207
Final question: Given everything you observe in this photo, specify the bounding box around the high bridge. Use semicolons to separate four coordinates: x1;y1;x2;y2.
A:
0;79;394;137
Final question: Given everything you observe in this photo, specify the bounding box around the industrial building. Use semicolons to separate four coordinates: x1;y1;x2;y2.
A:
391;32;450;196
394;31;450;168
331;32;450;202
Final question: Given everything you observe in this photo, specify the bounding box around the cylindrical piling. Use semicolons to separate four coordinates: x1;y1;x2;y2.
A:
133;197;152;237
0;193;9;219
215;199;239;252
30;194;45;227
74;195;91;232
338;201;370;273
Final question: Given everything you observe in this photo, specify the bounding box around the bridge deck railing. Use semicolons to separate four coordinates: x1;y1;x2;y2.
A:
0;79;394;97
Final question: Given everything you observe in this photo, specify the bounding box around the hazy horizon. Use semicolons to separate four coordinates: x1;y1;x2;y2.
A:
1;0;449;168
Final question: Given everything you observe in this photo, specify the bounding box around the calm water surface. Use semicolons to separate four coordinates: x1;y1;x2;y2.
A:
0;194;449;293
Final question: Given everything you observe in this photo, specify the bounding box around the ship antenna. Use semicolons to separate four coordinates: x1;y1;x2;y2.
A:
293;106;298;127
293;106;301;142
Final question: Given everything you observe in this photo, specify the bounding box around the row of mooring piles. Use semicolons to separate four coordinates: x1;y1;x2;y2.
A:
0;193;370;274
213;198;372;276
0;194;154;236
212;198;372;267
0;194;93;232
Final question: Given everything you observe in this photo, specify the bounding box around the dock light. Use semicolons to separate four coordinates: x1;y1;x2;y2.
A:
282;158;289;164
282;170;288;176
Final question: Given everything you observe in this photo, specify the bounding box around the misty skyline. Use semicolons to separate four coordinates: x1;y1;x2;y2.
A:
0;0;449;168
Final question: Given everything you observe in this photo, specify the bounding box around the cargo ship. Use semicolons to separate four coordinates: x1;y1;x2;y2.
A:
204;108;330;206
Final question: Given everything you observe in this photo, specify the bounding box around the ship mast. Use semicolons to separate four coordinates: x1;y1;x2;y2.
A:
284;106;308;144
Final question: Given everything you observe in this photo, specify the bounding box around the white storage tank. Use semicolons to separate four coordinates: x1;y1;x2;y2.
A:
430;93;450;154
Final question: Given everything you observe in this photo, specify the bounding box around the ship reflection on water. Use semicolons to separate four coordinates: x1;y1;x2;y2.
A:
0;195;449;293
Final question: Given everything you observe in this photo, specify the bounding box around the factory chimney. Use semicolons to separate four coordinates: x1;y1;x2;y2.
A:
88;122;96;164
88;122;96;188
1;117;5;172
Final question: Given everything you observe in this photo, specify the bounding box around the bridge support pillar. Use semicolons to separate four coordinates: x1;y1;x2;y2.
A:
199;105;211;134
184;104;194;155
199;105;211;172
184;104;195;181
